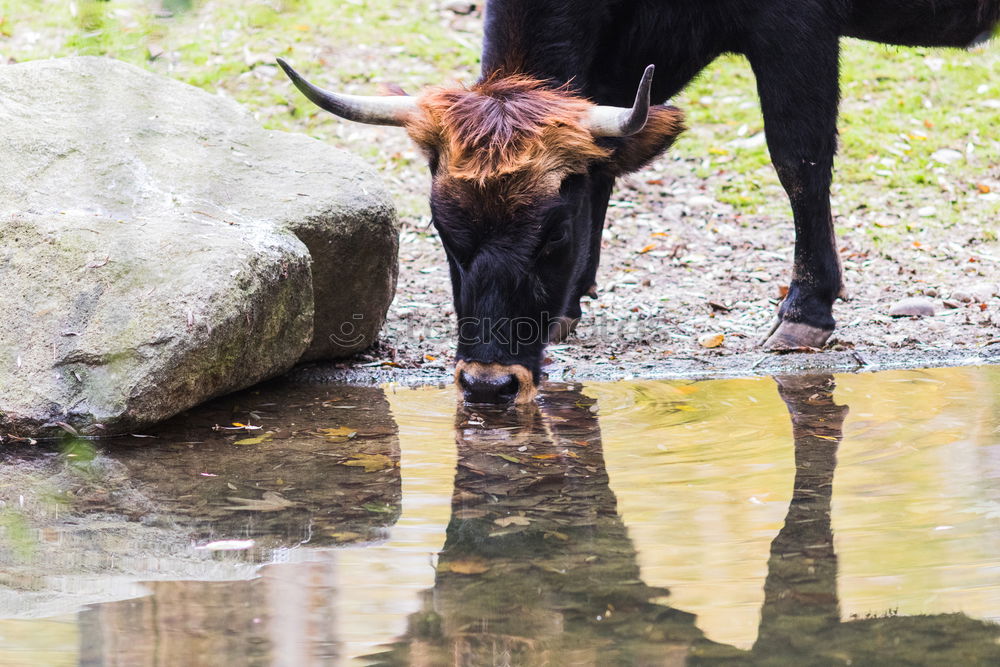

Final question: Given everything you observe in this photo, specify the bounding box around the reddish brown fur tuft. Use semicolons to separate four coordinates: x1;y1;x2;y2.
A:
405;74;685;215
406;76;608;211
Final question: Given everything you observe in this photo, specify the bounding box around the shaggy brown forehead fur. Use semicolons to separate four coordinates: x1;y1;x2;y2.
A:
405;75;610;210
404;75;685;215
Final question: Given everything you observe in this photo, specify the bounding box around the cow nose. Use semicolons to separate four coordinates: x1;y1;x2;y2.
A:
459;370;520;404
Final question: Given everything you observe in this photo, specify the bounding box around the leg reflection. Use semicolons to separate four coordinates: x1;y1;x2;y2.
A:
749;374;1000;665
754;374;846;657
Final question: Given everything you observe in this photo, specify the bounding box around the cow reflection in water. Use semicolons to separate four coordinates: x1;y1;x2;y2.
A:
369;376;1000;665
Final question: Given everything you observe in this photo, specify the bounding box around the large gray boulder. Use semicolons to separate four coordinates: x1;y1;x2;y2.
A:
0;57;398;437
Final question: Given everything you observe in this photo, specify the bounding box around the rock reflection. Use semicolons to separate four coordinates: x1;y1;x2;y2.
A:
0;382;401;629
109;382;403;549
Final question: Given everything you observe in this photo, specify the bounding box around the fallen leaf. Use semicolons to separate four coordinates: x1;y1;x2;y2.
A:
342;453;395;472
319;426;358;440
328;531;362;540
233;433;273;446
494;516;531;527
976;183;991;194
698;333;725;348
362;502;396;513
637;243;657;254
494;453;522;464
225;491;297;512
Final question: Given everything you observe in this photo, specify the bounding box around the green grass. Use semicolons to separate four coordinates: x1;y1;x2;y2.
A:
1;0;997;236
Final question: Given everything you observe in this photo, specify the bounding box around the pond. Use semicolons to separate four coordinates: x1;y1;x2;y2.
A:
1;366;999;665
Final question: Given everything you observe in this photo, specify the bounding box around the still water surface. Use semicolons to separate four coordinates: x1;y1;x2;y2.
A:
1;366;999;664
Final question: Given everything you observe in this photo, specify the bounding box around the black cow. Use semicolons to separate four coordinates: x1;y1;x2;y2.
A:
279;0;999;404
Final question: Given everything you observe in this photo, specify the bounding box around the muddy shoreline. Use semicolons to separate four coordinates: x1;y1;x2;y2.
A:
290;344;1000;388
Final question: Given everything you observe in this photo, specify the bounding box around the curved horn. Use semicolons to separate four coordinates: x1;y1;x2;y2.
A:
586;64;655;137
276;58;419;127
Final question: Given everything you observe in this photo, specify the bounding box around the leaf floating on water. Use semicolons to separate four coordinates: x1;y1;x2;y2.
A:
225;491;297;512
319;426;358;440
342;453;395;473
440;559;490;575
494;453;522;464
362;502;396;514
328;531;362;541
233;433;273;446
494;516;531;527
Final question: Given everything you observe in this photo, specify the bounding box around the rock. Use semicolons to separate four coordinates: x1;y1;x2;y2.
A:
443;1;477;14
0;57;398;437
968;283;998;302
888;297;936;318
951;290;974;303
929;148;964;165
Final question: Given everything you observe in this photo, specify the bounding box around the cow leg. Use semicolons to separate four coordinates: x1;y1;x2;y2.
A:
746;31;844;350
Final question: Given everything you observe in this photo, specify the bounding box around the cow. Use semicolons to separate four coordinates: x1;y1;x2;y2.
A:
278;0;1000;404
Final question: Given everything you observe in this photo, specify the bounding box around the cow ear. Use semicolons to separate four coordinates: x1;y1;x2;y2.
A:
607;105;686;175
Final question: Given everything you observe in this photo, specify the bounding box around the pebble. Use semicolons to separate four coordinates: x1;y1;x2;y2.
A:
950;290;974;303
443;1;477;13
930;148;964;165
889;297;936;318
969;283;998;302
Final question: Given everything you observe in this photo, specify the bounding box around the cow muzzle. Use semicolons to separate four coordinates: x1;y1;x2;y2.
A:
455;361;537;405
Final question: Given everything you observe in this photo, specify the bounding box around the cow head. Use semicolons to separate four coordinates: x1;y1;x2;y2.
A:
278;59;684;404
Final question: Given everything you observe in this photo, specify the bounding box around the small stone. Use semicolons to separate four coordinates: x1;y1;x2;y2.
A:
969;283;998;302
889;297;935;318
443;0;476;14
950;290;974;303
698;333;725;348
923;288;938;297
917;206;936;217
943;300;961;309
930;148;964;165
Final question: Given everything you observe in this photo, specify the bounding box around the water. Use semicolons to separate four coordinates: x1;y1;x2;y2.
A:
1;366;1000;665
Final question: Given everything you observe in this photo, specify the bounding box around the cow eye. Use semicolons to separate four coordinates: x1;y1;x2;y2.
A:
541;227;570;256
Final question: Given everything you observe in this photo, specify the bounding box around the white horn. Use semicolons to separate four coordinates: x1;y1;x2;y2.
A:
586;64;655;137
277;58;419;127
